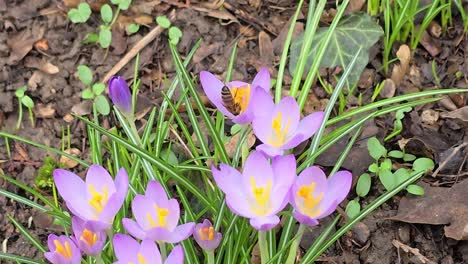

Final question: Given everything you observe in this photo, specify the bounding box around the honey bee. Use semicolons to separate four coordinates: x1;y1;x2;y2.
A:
221;85;241;115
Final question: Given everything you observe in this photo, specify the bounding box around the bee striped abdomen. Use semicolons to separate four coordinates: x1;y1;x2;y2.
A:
221;86;241;115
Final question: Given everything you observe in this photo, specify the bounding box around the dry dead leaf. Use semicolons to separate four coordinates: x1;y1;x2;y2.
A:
428;21;442;38
190;5;239;25
390;180;468;240
63;114;74;123
225;131;256;158
345;0;366;13
380;79;396;98
133;14;153;26
71;100;92;116
259;31;274;67
28;71;43;91
419;31;442;57
24;57;59;74
36;104;55;118
239;26;256;37
7;24;45;64
193;42;223;64
248;0;261;9
34;38;49;51
391;44;410;86
421;109;439;125
60;148;81;169
440;106;468;126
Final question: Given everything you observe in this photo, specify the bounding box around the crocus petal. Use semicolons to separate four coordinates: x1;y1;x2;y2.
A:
315;199;339;219
114;167;129;198
165;199;181;231
108;76;132;114
164;222;195;243
326;170;352;204
139;239;162;264
165;245;184;264
250;87;275;119
251;67;270;92
193;220;222;251
252;111;275;144
296;166;328;197
146;227;172;241
45;234;81;264
225;193;256;218
97;194;124;225
131;195;155;231
145;180;168;205
113;234;141;261
273;96;300;134
242;151;273;187
85;165;116;196
232;112;254;124
122;218;147;240
292;210;319;227
280;133;305;150
200;71;234;119
249;215;279;231
211;164;243;195
256;143;284;157
271;154;296;187
294;111;324;142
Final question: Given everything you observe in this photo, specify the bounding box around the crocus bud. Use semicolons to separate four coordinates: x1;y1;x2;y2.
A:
71;217;106;256
44;234;82;264
108;76;132;115
193;219;222;251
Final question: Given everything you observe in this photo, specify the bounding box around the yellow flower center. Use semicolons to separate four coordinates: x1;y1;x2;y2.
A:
53;239;73;259
80;228;98;247
268;111;291;147
297;183;324;218
249;177;273;216
199;226;215;241
88;184;109;214
147;204;169;228
231;85;251;113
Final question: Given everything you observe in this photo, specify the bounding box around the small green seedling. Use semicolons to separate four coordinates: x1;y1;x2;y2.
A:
156;15;183;45
35;156;62;189
384;106;412;141
15;86;35;130
99;4;113;48
68;2;91;23
126;23;140;35
367;137;434;195
78;65;110;116
111;0;132;10
345;172;371;218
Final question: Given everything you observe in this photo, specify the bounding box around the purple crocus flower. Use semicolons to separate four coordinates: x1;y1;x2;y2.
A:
45;234;82;264
251;89;324;157
71;216;106;256
108;76;132;115
290;166;352;226
193;219;222;251
113;234;184;264
212;151;295;230
122;180;195;243
200;67;270;124
53;165;129;230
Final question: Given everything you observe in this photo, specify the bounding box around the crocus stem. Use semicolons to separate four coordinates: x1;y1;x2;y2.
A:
95;254;104;264
207;251;215;264
159;242;167;260
258;231;269;264
285;224;306;264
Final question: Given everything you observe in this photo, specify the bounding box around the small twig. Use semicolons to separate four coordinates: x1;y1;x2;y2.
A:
101;10;177;84
432;142;468;177
392;239;436;264
169;125;195;160
223;2;279;36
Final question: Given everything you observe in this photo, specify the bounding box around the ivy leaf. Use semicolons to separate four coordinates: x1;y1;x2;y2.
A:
68;3;91;23
77;65;93;86
290;13;383;89
100;4;113;24
99;26;112;48
94;95;110;115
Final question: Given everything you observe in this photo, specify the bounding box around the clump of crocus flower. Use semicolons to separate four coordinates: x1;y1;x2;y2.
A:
53;165;129;230
290;166;352;226
200;67;270;124
108;76;132;116
45;234;82;264
112;234;184;264
71;217;106;256
212;151;296;230
251;89;325;157
193;219;222;252
122;180;195;243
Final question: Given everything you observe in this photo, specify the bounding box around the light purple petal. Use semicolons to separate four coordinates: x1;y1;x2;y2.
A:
294;111;324;141
327;170;352;204
122;218;147;240
296;166;328;197
97;193;124;224
145;180;168;204
274;96;300;135
315;199;339;219
232;111;254;124
226;81;249;89
256;144;284;157
114;167;129;199
211;164;243;195
249;215;280;231
225;193;256;218
200;71;235;119
242;151;273;188
165;199;181;231
139;239;162;264
164;222;195;243
252;112;274;144
250;87;275;119
165;245;184;264
251;67;270;92
85;165;116;196
146;227;172;241
193;220;222;251
108;76;132;114
53;169;85;205
292;210;319;226
131;195;154;230
280;133;305;150
271;154;296;187
113;234;140;260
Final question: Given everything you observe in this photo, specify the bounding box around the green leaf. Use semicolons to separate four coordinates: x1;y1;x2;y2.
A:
395;106;412;119
94;95;110;115
83;32;99;44
403;153;416;162
81;88;94;99
156;15;171;28
15;86;26;98
367;137;387;160
117;0;131;10
77;65;93;86
21;96;34;108
92;83;106;95
100;4;113;24
99;27;112;48
170;36;180;45
406;184;425;195
345;199;361;218
380;158;392;171
388;150;404;158
127;23;140;34
413;158;435;173
67;3;91;23
394;168;410;185
169;26;183;39
161;148;179;166
368;163;379;173
378;169;395;191
356;173;371;197
290;13;383;89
